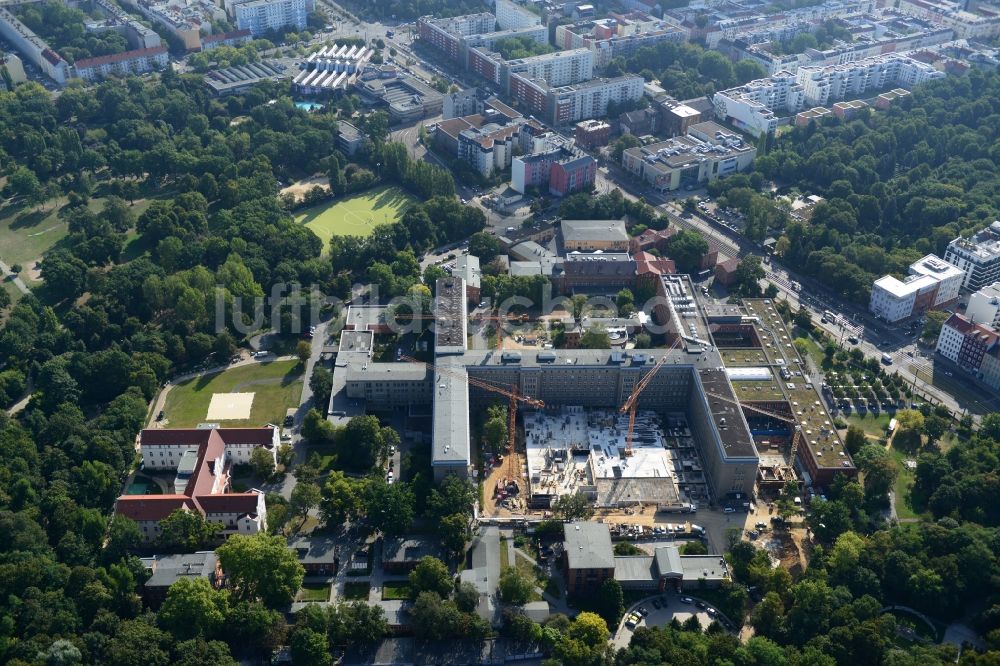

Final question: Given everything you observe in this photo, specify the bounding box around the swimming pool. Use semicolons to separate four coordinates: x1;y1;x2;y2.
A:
295;101;324;112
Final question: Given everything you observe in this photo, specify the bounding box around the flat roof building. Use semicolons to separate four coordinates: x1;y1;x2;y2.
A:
945;221;1000;292
869;254;963;323
561;218;629;252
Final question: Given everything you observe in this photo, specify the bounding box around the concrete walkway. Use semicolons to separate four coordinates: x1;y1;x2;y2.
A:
0;258;31;296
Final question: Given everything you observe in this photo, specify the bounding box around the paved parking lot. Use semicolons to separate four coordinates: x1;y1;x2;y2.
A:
612;594;723;650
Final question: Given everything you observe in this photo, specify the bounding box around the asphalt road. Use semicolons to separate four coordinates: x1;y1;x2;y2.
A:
612;594;730;651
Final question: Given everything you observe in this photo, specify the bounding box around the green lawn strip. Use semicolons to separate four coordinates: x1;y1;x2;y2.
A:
342;582;371;600
298;583;331;602
294;185;415;248
162;360;304;427
513;551;544;602
381;582;412;600
499;537;510;570
887;446;922;521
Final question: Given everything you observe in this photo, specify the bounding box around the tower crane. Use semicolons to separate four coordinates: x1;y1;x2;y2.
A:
400;356;544;477
618;337;681;456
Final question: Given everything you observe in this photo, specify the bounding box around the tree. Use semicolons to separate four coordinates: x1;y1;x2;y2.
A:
921;311;949;342
455;581;480;613
10;165;42;203
440;513;471;555
482;404;508;454
290;482;321;528
157;509;220;552
468;231;502;262
410;591;461;640
365;480;414;535
680;540;708;555
309;365;333;410
571;294;588;321
320;471;364;525
40;250;88;301
634;332;652;349
250;447;275;480
732;255;765;297
498;566;535;605
409;556;453;598
579;324;611;349
569;612;610;646
552;493;594;521
216;533;305;607
845;424;866;456
593;579;624;627
666;230;709;274
158;577;228;640
290;627;330;666
296;340;312;365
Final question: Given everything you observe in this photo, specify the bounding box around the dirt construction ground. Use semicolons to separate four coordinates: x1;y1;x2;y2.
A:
280;175;330;203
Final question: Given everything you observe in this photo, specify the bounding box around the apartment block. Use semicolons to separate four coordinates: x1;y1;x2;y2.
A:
0;7;70;84
554;11;687;70
966;282;1000;328
945;222;1000;291
494;0;540;30
511;137;595;196
897;0;1000;39
620;121;757;192
547;75;644;125
936;313;1000;378
715;54;943;136
233;0;310;36
73;46;169;81
713;72;803;137
869;254;963;323
201;28;252;50
795;54;944;107
505;48;594;89
0;53;26;91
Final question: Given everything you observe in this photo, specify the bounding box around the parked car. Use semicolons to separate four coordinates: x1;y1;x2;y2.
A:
680;597;693;604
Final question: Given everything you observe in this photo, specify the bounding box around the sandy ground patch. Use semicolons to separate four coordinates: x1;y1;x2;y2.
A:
206;392;255;420
281;175;331;203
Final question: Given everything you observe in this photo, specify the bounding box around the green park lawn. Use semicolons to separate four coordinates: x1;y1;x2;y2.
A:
0;195;152;268
294;185;415;247
162;360;303;428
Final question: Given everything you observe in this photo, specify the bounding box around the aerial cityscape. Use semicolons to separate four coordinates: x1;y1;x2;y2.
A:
0;0;999;662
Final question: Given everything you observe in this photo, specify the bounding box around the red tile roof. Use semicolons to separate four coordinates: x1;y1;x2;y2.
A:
116;495;193;521
75;46;168;70
184;430;226;500
196;492;261;516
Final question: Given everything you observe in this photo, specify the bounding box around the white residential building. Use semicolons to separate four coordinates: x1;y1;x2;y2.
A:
233;0;310;36
505;48;594;89
494;0;540;30
966;282;1000;328
547;74;644;125
897;0;1000;40
795;54;944;107
712;72;803;137
869;254;963;322
945;221;1000;291
73;46;169;81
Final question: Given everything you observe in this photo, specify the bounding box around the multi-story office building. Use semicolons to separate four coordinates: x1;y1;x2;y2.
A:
233;0;310;36
966;282;1000;329
945;222;1000;292
869;254;963;322
73;46;169;81
620;121;757;192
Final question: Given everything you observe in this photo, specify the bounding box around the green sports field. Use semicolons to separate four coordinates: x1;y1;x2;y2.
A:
162;360;304;428
295;185;415;246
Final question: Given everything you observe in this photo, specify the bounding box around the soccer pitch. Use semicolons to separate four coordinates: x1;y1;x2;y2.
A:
295;185;415;245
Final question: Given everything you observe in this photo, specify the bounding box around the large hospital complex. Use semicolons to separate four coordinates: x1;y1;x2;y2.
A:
328;271;855;512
